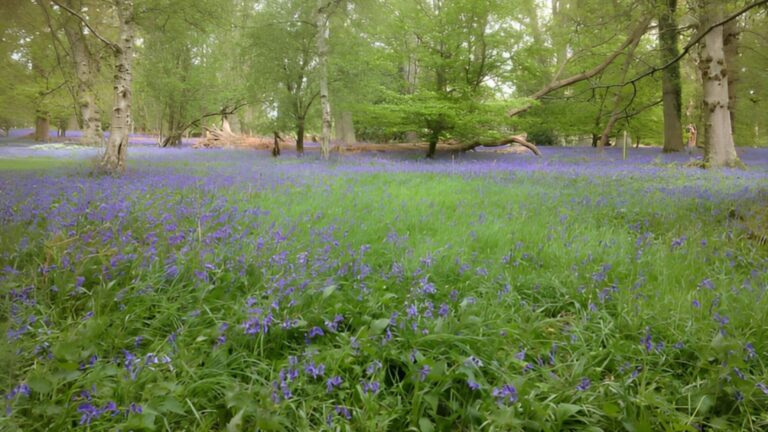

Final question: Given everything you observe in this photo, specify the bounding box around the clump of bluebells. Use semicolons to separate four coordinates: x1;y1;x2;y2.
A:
1;146;768;430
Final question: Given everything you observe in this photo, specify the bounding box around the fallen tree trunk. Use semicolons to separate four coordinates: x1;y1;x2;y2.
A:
195;118;245;148
163;102;247;148
452;135;542;156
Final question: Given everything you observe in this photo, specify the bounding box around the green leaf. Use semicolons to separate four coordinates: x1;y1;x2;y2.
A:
602;402;620;418
554;403;583;421
158;397;186;415
322;285;337;298
226;409;245;432
125;411;157;431
370;318;390;335
419;417;435;432
27;375;53;394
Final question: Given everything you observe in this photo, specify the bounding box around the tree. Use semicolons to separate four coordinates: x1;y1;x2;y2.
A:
698;0;740;167
246;0;321;156
57;0;103;146
659;0;684;152
133;0;243;147
315;0;342;159
54;0;135;173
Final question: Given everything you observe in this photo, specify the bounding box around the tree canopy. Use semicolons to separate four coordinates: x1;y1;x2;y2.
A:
1;0;766;170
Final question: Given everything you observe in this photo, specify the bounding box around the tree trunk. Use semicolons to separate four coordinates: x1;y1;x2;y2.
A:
272;131;282;157
426;134;438;159
34;113;50;142
57;118;66;137
161;133;182;148
316;0;333;160
296;117;305;156
698;0;740;168
160;108;183;147
723;19;739;133
334;111;356;148
99;0;134;174
457;134;542;156
62;0;102;147
659;0;684;152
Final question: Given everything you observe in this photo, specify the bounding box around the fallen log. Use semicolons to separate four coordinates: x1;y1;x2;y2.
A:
450;134;542;156
194;118;244;148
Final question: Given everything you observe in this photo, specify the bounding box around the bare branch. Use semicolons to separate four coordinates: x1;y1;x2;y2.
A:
508;17;652;117
596;0;768;91
50;0;117;50
177;101;248;134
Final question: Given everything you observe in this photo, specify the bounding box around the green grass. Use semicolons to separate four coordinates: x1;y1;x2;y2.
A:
0;157;85;171
1;161;767;431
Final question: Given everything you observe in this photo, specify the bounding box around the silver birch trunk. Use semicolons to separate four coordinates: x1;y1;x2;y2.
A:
100;0;134;174
62;0;102;147
699;1;740;168
317;0;332;160
723;19;739;133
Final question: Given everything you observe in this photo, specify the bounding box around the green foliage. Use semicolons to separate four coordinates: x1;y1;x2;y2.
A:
2;156;768;430
0;1;73;130
133;0;244;135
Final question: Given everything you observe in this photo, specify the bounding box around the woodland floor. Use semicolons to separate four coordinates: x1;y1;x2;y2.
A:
1;133;768;431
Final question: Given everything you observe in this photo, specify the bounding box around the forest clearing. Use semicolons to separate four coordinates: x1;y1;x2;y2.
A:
2;0;768;431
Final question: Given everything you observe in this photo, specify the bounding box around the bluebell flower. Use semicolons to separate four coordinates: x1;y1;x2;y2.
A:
308;326;325;338
438;303;449;317
335;405;352;419
305;362;325;379
576;378;591;391
326;376;342;393
419;365;431;381
745;342;756;360
492;384;518;404
362;380;380;395
77;403;100;425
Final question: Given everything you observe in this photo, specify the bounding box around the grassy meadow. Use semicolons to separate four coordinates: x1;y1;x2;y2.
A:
1;147;768;431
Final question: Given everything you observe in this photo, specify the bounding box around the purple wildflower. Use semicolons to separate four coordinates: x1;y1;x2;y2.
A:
128;402;143;414
438;303;449;317
576;378;591;391
492;384;518;404
305;362;325;379
308;326;325;338
465;356;484;368
325;315;344;332
77;403;100;425
362;380;380;395
745;343;756;360
335;405;352;419
326;376;343;393
366;360;382;375
419;365;431;381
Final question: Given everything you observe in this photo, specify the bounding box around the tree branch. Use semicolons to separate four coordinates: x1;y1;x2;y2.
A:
595;0;768;91
177;101;248;135
508;16;652;117
50;0;117;50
